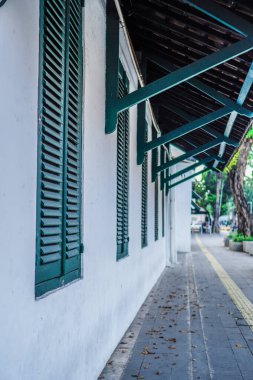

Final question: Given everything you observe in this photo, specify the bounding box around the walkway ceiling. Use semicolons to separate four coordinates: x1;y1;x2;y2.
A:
119;0;253;171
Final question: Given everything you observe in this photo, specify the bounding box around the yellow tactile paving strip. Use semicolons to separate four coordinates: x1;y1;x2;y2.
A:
195;235;253;332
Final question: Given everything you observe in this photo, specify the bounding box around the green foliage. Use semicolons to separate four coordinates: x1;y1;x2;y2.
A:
224;149;240;174
244;148;253;205
244;236;253;241
246;127;253;139
233;234;246;242
194;171;233;218
232;234;253;242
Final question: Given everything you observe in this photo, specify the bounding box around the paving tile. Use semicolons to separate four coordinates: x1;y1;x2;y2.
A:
100;235;253;380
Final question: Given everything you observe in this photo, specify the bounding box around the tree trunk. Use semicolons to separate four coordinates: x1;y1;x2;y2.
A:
229;138;253;236
214;172;222;233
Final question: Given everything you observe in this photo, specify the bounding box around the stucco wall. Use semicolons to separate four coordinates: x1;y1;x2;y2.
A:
174;163;193;253
0;1;171;379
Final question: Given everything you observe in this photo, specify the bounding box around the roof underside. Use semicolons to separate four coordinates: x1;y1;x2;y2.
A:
119;0;253;170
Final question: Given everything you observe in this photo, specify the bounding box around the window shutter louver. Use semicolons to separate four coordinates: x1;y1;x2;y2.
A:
116;66;129;260
155;178;159;241
141;125;148;248
64;0;83;276
162;188;165;237
36;0;83;297
161;148;165;238
152;126;159;241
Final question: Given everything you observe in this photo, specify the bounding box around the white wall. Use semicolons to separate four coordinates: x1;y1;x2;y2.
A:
0;1;168;380
174;163;193;253
165;146;193;262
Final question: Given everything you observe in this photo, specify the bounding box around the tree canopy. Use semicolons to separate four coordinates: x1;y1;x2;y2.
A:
194;171;232;218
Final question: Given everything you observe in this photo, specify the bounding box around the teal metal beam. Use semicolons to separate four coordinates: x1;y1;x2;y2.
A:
189;78;253;118
156;137;234;175
116;38;253;114
105;1;119;134
192;190;201;200
145;52;253;118
145;107;230;152
214;61;253;167
203;126;237;145
164;157;214;183
192;200;201;212
168;168;210;190
157;104;226;162
164;154;224;184
183;0;253;37
159;105;234;144
192;210;208;215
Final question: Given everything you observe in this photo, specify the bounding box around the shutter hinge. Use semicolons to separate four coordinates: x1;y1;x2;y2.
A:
80;243;84;253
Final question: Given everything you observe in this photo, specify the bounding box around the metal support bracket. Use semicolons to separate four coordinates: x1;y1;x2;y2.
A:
182;0;253;37
156;137;237;176
164;156;215;184
115;38;253;114
144;51;253;118
145;107;231;153
192;200;201;212
105;0;253;134
168;168;210;190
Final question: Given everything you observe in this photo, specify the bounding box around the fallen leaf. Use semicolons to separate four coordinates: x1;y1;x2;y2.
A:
235;343;245;348
142;346;155;355
167;338;176;342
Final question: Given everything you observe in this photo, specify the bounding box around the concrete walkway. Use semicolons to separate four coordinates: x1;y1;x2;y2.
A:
99;235;253;380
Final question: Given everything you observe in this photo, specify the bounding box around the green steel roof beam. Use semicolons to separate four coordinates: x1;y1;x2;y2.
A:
156;137;237;175
182;0;253;37
159;105;233;145
164;154;224;184
189;78;253;118
115;38;253;114
164;156;215;184
192;190;201;200
192;200;201;212
144;52;253;118
168;168;210;190
145;108;231;152
214;61;253;167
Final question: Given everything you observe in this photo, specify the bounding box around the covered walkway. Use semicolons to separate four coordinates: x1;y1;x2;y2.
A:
100;235;253;380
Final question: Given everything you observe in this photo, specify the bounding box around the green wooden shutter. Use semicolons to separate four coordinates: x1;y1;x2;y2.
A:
161;148;165;238
162;188;165;237
64;0;83;278
116;65;129;260
36;0;83;297
141;124;148;248
154;178;159;241
152;126;159;241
